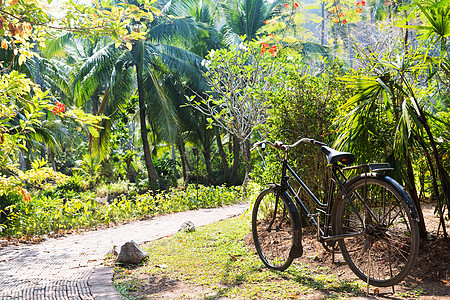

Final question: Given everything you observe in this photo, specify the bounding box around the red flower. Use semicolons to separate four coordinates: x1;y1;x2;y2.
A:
357;2;361;6
264;20;268;24
330;8;335;13
52;101;66;115
342;19;347;24
261;42;269;54
284;3;288;8
356;7;362;13
269;33;274;37
294;2;299;8
268;45;278;57
387;1;392;5
361;0;366;5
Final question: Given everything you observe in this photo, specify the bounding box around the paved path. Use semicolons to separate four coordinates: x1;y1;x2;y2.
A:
0;203;249;300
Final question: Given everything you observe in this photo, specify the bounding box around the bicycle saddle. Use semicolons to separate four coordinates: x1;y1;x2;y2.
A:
320;146;355;166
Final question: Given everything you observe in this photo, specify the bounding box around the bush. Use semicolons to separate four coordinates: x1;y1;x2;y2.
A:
252;59;353;204
0;184;244;238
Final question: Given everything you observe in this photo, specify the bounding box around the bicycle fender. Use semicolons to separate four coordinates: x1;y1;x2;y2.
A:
282;191;303;259
382;174;419;221
337;173;419;221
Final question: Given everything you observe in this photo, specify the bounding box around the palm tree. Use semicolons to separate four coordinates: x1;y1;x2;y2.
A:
221;0;282;42
66;0;208;187
337;50;449;239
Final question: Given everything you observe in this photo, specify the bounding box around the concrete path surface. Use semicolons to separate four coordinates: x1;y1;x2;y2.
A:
0;203;249;300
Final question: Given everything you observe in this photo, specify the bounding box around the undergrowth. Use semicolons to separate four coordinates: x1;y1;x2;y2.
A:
0;184;242;238
114;215;365;299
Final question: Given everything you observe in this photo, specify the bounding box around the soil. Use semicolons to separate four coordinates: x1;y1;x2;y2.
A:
125;202;450;299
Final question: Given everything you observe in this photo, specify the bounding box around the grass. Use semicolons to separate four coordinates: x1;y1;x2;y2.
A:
113;214;366;299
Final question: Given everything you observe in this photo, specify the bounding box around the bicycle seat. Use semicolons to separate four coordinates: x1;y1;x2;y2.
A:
320;146;355;166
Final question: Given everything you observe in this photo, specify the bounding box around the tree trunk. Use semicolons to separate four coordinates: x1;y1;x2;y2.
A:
405;155;427;239
415;136;447;239
415;102;450;219
240;138;251;197
177;140;188;183
215;127;230;182
202;127;213;185
346;23;353;69
320;2;326;46
136;64;159;188
48;149;56;171
230;135;241;185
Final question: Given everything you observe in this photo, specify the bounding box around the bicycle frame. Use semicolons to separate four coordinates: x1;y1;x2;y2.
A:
279;154;364;243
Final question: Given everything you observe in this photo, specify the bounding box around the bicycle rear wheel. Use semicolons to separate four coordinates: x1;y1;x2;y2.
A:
334;174;419;287
252;188;295;271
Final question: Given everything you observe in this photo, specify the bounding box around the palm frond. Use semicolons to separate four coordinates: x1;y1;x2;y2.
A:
41;33;75;58
148;17;209;44
148;44;207;91
142;69;179;144
72;43;123;106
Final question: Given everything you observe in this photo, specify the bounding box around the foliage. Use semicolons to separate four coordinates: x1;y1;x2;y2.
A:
189;40;287;190
0;184;242;238
252;59;353;200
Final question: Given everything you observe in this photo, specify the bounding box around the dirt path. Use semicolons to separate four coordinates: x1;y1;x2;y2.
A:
0;203;249;300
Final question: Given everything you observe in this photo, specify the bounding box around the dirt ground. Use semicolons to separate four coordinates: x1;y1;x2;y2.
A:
285;202;450;299
130;202;449;299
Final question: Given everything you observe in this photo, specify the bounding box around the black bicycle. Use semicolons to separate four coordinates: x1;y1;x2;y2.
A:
251;138;419;287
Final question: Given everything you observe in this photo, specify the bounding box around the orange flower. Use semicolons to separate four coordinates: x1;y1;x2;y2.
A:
52;101;66;115
261;42;269;54
268;45;278;57
1;39;8;50
17;187;31;203
356;7;362;13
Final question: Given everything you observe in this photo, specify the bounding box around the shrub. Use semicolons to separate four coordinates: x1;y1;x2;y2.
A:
0;184;244;239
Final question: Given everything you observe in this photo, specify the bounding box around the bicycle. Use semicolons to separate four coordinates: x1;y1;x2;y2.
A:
251;138;419;287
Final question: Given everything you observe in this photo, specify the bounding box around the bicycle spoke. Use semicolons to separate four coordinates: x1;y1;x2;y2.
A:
252;188;295;271
335;176;419;287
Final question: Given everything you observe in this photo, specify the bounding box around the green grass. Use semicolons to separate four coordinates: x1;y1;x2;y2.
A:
114;214;366;299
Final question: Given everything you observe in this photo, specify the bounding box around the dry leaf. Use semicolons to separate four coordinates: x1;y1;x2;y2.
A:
1;40;8;50
8;22;15;36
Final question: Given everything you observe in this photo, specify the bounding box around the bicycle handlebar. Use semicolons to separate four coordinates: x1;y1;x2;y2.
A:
251;138;327;151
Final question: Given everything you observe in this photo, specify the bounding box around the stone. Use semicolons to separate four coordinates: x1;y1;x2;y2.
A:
116;241;148;264
179;221;195;232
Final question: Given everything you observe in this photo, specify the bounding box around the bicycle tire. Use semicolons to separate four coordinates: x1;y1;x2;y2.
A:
333;174;419;287
252;188;295;271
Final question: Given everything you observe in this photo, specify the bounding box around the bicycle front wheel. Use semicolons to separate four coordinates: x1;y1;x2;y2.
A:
252;188;295;271
334;174;419;287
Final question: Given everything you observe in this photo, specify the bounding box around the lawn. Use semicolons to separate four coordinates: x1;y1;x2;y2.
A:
113;214;367;299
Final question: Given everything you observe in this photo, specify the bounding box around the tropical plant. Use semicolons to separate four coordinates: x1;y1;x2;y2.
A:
337;47;449;238
189;40;286;193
